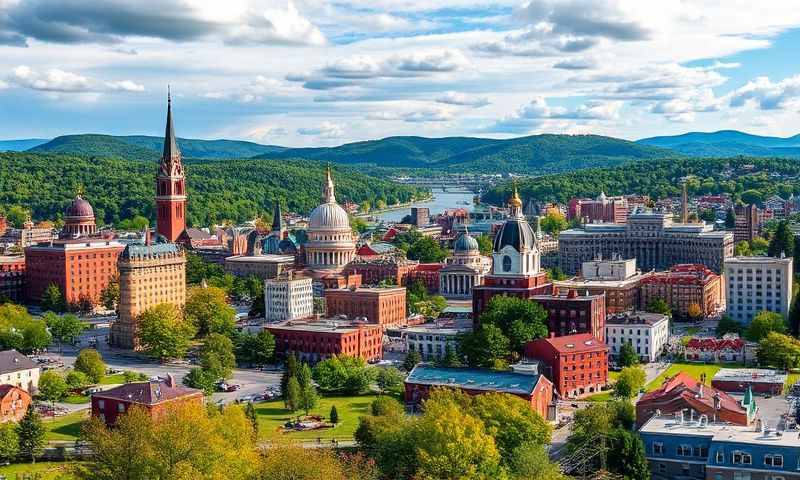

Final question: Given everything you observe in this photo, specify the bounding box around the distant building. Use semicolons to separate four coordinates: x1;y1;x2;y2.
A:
0;220;55;249
155;94;188;243
638;264;723;318
0;385;31;423
764;195;791;218
111;240;186;350
91;375;203;427
355;242;398;258
554;257;648;313
61;195;97;238
567;192;628;224
0;350;40;393
605;311;670;363
410;207;430;227
724;256;793;324
402;319;472;361
404;365;554;420
734;203;760;243
344;256;416;286
266;319;383;363
224;254;294;279
530;290;607;342
685;334;746;363
711;368;788;395
0;255;25;303
558;212;734;275
264;276;314;322
324;286;407;328
638;415;797;480
406;263;443;293
524;333;608;399
439;231;490;299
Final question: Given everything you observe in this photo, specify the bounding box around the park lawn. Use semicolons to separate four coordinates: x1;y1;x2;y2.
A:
255;394;379;441
784;372;800;394
63;394;90;404
44;409;89;441
0;461;82;479
99;373;126;385
645;363;720;392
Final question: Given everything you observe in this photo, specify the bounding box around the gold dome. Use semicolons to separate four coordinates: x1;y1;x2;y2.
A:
508;184;522;209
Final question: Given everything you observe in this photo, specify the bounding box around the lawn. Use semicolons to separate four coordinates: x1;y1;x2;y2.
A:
98;373;126;385
0;461;81;479
63;394;90;404
255;394;380;441
784;372;800;394
644;363;720;392
44;410;89;441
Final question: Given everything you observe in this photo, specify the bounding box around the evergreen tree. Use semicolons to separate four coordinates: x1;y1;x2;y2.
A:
441;343;462;368
790;294;800;337
285;377;301;412
768;220;795;258
17;407;45;463
330;405;339;425
40;283;65;313
403;350;422;371
281;352;299;406
297;364;318;415
244;402;258;440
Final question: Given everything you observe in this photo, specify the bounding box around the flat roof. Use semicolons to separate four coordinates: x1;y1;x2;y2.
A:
404;320;472;335
406;365;540;395
724;256;793;265
640;416;800;448
554;274;645;289
266;320;379;334
606;311;669;326
712;368;788;384
225;254;294;263
326;286;406;294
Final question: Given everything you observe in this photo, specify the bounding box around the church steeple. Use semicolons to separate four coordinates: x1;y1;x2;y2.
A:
323;165;336;203
162;87;180;164
271;199;285;237
156;88;187;243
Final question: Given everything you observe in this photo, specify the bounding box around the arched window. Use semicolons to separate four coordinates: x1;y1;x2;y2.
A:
502;255;512;272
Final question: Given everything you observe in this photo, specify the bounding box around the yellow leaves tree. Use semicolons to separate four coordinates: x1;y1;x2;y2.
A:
687;303;703;320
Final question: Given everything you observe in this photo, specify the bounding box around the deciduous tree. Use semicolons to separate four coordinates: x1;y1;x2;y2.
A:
75;348;106;384
200;333;236;380
478;295;548;355
137;303;196;361
40;283;65;313
38;370;69;404
614;366;646;399
17;407;45;463
746;311;788;342
184;286;236;337
44;312;85;352
618;341;639;368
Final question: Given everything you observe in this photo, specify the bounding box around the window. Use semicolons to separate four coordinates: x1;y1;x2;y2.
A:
677;445;692;456
732;451;752;465
117;403;125;413
657;463;666;474
502;255;512;272
733;473;751;480
652;442;664;455
97;400;105;410
765;454;783;467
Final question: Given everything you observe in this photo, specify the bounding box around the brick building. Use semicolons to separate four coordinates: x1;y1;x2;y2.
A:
406;263;443;292
267;319;383;363
404;365;554;420
155;93;188;243
567;192;628;224
344;257;415;286
111;240;186;350
734;203;760;243
527;290;607;342
554;257;648;314
25;238;124;304
0;385;31;423
524;333;608;399
711;368;787;395
91;375;203;427
639;264;722;318
0;255;25;303
635;372;756;429
325;286;407;328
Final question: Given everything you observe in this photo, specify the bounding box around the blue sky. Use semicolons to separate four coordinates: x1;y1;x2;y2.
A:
1;0;800;146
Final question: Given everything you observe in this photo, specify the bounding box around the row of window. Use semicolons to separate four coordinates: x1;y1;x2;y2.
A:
653;442;790;469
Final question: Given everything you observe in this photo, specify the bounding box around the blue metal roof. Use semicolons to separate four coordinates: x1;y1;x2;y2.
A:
406;365;540;395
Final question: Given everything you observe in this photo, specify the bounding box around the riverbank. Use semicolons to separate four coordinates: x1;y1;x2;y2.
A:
357;192;435;217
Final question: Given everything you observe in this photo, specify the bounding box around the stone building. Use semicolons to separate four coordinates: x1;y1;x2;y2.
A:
111;240;186;349
224;254;294;279
558;212;734;275
264;275;313;322
439;231;490;299
61;194;97;238
304;167;357;275
724;256;793;324
554;257;649;314
605;311;670;363
325;286;407;328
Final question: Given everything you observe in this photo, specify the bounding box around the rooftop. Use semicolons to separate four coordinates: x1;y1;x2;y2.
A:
266;319;380;334
639;415;800;448
725;256;793;265
554;273;647;289
92;377;200;405
712;368;788;385
0;350;38;375
606;311;669;326
225;254;295;263
404;319;473;335
405;365;541;395
638;372;747;417
536;333;607;353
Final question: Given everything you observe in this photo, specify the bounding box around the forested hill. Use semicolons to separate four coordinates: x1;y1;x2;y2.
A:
0;139;49;152
0;152;423;227
484;156;800;207
637;130;800;158
252;134;674;173
29;134;286;160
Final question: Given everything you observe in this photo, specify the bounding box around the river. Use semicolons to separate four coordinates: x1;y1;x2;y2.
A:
376;189;475;222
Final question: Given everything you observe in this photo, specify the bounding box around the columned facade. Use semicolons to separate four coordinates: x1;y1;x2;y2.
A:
304;167;356;275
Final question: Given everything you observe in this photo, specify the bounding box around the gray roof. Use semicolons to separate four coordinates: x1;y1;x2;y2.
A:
0;350;38;375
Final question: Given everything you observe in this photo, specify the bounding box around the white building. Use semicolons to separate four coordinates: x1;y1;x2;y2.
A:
581;256;636;281
264;276;314;322
439;231;491;299
402;320;472;361
605;311;670;363
724;256;793;324
0;350;40;393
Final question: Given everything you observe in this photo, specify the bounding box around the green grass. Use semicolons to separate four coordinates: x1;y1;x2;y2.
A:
98;373;126;385
255;394;380;441
0;461;81;479
584;391;614;402
645;363;720;392
784;372;800;394
63;394;90;404
43;410;89;441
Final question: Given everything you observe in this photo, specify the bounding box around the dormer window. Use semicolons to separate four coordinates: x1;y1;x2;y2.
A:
502;255;512;272
732;451;752;465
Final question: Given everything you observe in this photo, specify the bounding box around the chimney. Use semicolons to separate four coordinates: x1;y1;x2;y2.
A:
698;383;703;399
166;373;176;388
552;286;560;297
144;228;151;246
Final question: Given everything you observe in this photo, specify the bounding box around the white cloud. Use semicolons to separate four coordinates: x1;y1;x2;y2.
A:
487;96;622;133
9;65;92;92
297;121;345;138
0;79;8;90
435;91;490;107
244;125;289;142
105;80;145;92
729;75;800;110
226;2;326;46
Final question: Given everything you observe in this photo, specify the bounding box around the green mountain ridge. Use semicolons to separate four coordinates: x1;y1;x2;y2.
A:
636;130;800;158
0;139;49;152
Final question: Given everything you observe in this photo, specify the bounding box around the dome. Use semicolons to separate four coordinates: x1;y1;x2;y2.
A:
65;195;94;218
454;232;479;254
309;202;350;230
493;218;536;253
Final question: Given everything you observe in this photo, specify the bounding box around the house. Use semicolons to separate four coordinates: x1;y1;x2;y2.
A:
685;334;746;363
635;372;756;429
0;350;40;393
711;368;788;395
90;375;203;426
0;385;31;422
404;365;554;420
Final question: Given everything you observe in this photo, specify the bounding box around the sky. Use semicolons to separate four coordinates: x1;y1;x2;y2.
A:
2;0;800;147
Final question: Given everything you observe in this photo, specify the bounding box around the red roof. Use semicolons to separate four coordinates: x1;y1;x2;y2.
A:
638;372;743;414
93;379;201;405
382;228;398;242
540;333;607;354
686;337;745;351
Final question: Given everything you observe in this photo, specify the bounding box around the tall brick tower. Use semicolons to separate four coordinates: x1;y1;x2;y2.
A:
156;91;186;242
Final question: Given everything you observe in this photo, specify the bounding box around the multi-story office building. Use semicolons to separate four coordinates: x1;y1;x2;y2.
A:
529;290;607;342
734;204;761;243
554;257;649;313
0;255;25;303
223;254;294;279
567;192;628;224
605;311;669;363
325;286;407;328
524;333;608;399
264;276;313;322
639;415;799;480
111;241;186;349
403;319;472;361
558;212;734;275
724;256;793;324
639;264;723;318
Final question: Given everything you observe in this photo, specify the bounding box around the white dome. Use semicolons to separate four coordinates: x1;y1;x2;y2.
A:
309;202;351;230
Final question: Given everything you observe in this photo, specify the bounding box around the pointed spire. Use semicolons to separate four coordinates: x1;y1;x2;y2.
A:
508;180;522;217
323;164;336;203
162;87;180;163
272;199;284;234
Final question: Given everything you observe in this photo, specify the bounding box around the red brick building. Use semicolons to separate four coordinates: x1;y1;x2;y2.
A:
0;215;7;237
530;290;607;342
524;333;608;399
0;256;25;303
267;319;383;363
325;287;407;328
344;257;414;286
406;263;443;292
638;264;722;318
636;372;755;428
25;239;124;304
155;94;188;243
91;376;203;427
472;273;552;320
0;385;31;423
404;365;554;420
567;193;628;224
